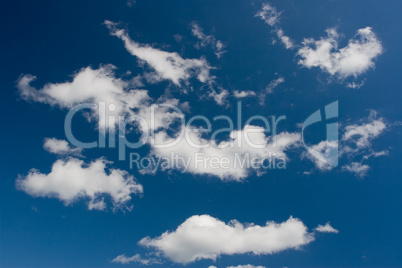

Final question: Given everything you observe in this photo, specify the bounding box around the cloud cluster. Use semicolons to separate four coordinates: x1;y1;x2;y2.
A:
17;158;143;211
297;27;383;78
341;112;388;177
139;214;315;264
306;111;388;177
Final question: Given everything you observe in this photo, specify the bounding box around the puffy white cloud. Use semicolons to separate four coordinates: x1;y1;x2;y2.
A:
315;222;339;234
255;3;294;49
139;215;315;264
150;125;300;181
17;65;183;133
191;22;226;58
18;65;128;109
297;27;383;78
43;138;83;156
233;90;256;98
105;20;212;86
16;158;143;211
111;254;161;265
18;65;147;130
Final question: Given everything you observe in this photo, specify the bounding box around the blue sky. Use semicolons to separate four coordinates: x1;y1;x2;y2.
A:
1;0;402;267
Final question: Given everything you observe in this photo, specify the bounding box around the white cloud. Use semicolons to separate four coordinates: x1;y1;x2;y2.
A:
191;22;226;58
105;20;212;86
342;114;386;149
126;0;136;7
255;3;281;27
139;214;315;264
17;65;183;133
297;27;383;78
315;222;339;234
227;265;266;268
17;65;147;130
209;88;229;106
233;90;256;98
228;266;267;268
276;29;294;49
111;254;161;265
255;3;294;49
18;65;131;109
342;162;370;178
346;80;365;89
150;125;300;181
265;77;285;94
43;138;83;156
304;140;338;171
305;112;388;177
16;158;143;211
259;77;285;104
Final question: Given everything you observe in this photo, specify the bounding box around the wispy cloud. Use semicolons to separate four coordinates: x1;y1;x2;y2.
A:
255;3;294;49
105;20;213;86
315;222;339;233
191;22;226;58
111;253;161;265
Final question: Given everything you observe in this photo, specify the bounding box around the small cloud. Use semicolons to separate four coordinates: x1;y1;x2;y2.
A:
255;3;294;49
43;138;83;156
126;0;136;7
346;80;365;89
342;162;370;178
111;253;161;265
227;265;266;268
190;22;226;58
233;90;256;98
209;88;229;106
259;77;285;104
315;222;339;233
